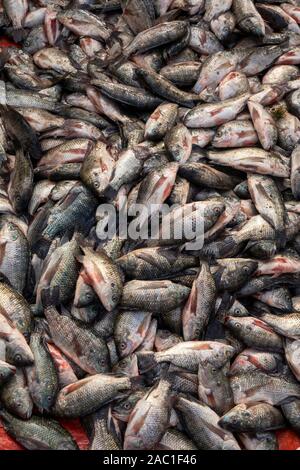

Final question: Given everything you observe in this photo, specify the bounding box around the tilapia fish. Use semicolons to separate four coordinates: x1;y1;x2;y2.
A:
1;0;300;452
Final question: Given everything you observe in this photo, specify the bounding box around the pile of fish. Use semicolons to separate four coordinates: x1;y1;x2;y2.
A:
1;0;300;451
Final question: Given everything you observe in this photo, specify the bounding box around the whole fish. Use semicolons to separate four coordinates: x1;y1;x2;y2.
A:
26;323;59;413
248;173;287;249
124;374;173;450
53;374;133;418
0;409;78;450
43;290;110;375
182;262;216;341
219;403;285;433
175;396;241;450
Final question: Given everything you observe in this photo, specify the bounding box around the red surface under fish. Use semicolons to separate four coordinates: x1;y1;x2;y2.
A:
1;418;300;450
0;418;89;450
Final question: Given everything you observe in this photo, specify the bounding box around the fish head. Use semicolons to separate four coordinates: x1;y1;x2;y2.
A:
218;404;251;432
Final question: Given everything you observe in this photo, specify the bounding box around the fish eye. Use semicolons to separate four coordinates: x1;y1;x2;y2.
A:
214;207;221;215
14;353;22;362
235;323;241;329
94;182;100;188
47;396;52;402
234;308;241;315
242;266;250;273
120;342;127;350
124;403;130;410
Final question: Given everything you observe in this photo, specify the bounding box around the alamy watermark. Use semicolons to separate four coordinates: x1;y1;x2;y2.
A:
96;196;205;251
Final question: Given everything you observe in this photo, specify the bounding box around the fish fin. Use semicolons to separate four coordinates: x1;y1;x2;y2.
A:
215;291;235;322
33;318;49;334
41;286;60;308
129;375;145;390
136;351;157;373
220;236;238;257
0;271;13;287
213;265;226;290
32;238;52;259
275;228;287;251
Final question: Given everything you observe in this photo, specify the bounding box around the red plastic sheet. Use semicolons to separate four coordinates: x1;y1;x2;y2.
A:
277;430;300;451
0;37;19;48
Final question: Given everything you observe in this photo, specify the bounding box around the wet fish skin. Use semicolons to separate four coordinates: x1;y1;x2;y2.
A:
137;341;235;373
117;247;197;280
76;246;123;312
175;396;241;450
3;0;28;29
219;403;285;433
233;0;265;37
207;148;290;178
121;280;190;313
179;162;240;190
212;120;258;148
136;67;200;108
0;220;30;294
281;399;300;433
0;368;33;419
160;62;201;87
157;428;197;451
8;146;33;215
114;310;152;357
122;21;189;57
182;262;216;341
236;431;278;451
53;374;132;418
248;173;287;249
124;375;172;450
230;369;300;406
43;301;110;375
224;316;283;353
248;101;278;151
0;282;32;338
0;359;16;386
91;78;162;110
26;324;59;413
83;406;122;451
0;408;78;450
198;358;233;415
291;145;300;199
57;9;111;40
165;124;192;163
184;93;250;128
